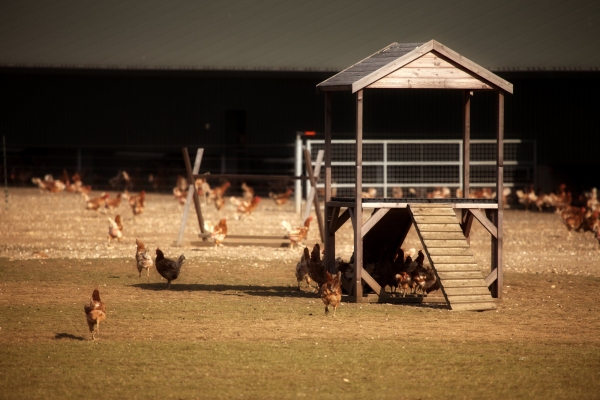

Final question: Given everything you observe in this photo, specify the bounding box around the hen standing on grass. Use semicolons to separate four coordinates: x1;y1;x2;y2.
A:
155;248;186;289
295;248;311;290
84;289;106;340
321;271;342;316
308;244;328;292
135;239;153;277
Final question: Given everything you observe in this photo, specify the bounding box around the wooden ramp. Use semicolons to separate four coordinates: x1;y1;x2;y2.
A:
409;204;496;311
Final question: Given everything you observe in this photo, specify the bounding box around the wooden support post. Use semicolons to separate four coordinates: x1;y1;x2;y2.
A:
463;90;471;198
303;149;325;243
176;148;206;246
491;92;505;298
461;209;474;244
324;92;335;274
462;90;471;236
355;90;364;301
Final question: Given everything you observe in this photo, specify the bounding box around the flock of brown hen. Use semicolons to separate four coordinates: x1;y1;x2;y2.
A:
516;184;599;244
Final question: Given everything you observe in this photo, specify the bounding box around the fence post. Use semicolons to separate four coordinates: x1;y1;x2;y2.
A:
295;132;302;215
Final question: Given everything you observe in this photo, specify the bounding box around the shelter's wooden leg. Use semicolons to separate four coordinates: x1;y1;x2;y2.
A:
325;205;336;274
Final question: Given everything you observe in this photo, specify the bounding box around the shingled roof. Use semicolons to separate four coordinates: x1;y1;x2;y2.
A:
317;40;513;94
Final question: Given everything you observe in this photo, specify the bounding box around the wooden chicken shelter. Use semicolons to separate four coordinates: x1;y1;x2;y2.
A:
317;40;513;311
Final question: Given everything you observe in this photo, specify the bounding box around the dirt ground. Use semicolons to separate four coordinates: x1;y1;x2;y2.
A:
0;188;599;276
1;188;600;399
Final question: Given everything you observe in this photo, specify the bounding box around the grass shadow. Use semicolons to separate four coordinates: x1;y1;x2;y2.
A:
130;282;318;298
55;332;86;341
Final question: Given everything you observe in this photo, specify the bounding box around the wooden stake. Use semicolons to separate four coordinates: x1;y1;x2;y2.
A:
303;148;325;243
176;148;205;246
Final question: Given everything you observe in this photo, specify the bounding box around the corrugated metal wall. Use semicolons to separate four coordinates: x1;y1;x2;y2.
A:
1;69;599;190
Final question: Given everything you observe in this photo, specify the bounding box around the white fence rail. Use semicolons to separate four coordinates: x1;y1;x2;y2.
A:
305;139;536;198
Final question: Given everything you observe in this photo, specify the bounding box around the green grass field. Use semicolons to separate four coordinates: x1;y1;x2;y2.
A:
1;257;600;399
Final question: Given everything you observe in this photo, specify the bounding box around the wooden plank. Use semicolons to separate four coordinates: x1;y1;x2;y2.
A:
443;286;492;296
416;224;463;232
447;295;495;303
345;295;446;304
485;269;498;287
440;279;489;288
401;52;456;68
436;271;486;280
426;247;473;256
413;216;459;224
431;40;513;94
461;210;474;243
421;239;470;248
432;263;480;272
368;78;493;90
408;203;452;208
409;207;457;216
430;255;477;264
384;67;482;80
420;231;469;240
364;202;408;208
303;149;324;221
177;148;205;246
361;208;390;238
453;203;498;209
303;148;325;243
360;269;385;297
450;302;496;312
352;41;434;93
331;208;350;233
328;206;339;236
354;90;364;300
469;209;498;238
494;91;505;299
463;90;471;200
324;92;332;202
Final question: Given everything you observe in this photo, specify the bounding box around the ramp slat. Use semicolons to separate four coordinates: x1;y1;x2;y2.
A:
409;203;496;312
446;295;495;302
436;271;488;279
426;248;473;256
438;279;489;288
430;255;477;264
417;224;463;232
419;231;467;240
413;216;461;224
410;207;457;216
432;263;480;272
421;239;470;248
443;287;492;296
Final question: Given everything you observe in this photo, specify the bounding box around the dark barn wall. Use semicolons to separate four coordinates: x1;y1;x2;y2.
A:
1;69;598;191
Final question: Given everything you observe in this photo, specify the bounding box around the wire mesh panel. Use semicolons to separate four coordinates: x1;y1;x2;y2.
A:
306;139;536;198
470;140;536;188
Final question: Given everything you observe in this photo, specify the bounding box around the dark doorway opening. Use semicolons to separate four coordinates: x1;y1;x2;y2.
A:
223;110;248;173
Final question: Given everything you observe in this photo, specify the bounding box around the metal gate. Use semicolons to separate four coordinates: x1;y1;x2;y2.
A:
305;139;536;198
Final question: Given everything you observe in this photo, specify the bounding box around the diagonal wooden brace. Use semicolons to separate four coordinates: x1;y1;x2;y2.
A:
176;148;205;246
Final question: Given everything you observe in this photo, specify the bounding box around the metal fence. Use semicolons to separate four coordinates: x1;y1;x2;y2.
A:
306;139;536;198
